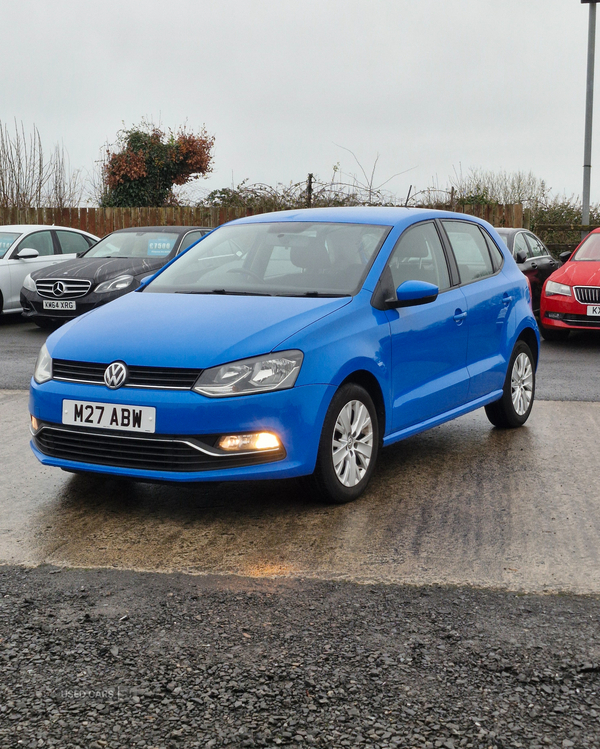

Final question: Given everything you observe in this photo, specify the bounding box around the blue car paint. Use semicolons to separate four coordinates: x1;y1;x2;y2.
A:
46;292;352;371
30;207;539;483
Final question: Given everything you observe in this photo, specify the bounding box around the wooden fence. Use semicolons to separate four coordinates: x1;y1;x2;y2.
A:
0;203;526;235
0;206;254;235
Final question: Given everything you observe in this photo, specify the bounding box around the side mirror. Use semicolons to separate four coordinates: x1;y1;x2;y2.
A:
386;280;439;309
15;248;39;260
559;251;572;264
515;250;527;264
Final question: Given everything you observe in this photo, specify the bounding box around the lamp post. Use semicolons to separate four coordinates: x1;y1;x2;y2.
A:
582;1;597;235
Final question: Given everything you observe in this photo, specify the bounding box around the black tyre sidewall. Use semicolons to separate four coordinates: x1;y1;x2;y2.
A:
313;384;380;504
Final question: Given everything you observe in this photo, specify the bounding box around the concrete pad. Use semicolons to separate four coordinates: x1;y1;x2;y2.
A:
0;389;598;593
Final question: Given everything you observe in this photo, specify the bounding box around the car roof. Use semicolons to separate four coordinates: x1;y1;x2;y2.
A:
0;224;96;233
494;227;524;235
108;226;211;234
228;206;508;231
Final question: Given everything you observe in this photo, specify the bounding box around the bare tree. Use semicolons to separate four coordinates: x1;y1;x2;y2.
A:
0;120;84;208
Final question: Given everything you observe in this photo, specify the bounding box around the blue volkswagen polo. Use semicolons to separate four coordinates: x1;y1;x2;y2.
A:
29;207;539;503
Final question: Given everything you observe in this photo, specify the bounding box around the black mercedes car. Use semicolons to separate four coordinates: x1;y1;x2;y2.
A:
20;225;211;327
494;227;559;314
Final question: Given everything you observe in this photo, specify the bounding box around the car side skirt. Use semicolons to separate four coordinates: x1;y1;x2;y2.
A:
382;390;503;447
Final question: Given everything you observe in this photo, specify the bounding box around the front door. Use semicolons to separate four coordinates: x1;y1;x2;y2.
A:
384;222;470;432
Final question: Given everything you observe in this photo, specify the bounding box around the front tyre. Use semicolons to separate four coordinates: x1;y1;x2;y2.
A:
485;341;535;428
308;383;380;504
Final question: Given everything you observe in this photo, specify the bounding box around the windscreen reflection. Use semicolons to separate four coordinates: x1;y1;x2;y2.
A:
145;222;390;297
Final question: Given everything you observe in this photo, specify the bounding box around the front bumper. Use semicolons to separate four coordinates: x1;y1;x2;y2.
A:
541;293;600;331
20;288;129;321
29;379;333;482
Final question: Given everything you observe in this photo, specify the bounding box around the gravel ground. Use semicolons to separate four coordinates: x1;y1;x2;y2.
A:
1;566;599;749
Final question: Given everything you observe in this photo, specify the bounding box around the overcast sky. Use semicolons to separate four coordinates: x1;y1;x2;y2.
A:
1;0;596;203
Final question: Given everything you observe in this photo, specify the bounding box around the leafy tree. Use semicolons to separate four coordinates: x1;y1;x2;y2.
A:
101;122;214;207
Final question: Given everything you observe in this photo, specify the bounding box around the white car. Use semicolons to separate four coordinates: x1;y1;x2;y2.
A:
0;225;99;316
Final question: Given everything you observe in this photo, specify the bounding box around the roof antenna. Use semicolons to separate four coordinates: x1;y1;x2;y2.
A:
404;185;412;207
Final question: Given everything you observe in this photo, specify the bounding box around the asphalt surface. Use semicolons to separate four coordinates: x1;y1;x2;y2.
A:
1;313;600;748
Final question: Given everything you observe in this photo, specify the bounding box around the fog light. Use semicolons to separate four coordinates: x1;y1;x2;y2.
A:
546;311;564;320
217;432;281;452
30;415;40;431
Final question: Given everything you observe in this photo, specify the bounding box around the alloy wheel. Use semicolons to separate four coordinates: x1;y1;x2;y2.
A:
332;400;373;487
511;352;534;416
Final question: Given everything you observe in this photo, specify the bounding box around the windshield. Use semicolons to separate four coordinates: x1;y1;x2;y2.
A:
145;222;390;297
573;232;600;261
0;232;22;259
84;231;180;259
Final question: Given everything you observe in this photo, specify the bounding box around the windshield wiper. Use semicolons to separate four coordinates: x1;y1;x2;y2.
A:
175;289;273;296
277;291;349;298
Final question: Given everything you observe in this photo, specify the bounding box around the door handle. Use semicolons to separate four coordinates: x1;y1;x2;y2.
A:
453;309;467;324
502;294;513;307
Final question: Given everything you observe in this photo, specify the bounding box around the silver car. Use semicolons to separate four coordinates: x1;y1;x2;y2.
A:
0;225;99;315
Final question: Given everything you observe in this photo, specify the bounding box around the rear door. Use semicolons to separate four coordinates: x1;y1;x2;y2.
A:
440;220;514;401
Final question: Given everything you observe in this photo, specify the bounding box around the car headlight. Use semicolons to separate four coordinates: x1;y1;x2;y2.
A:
33;343;52;384
193;350;304;397
94;275;135;294
23;274;36;292
545;280;572;297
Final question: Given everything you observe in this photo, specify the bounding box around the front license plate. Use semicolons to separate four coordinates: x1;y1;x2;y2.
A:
62;399;156;433
587;305;600;316
43;300;76;311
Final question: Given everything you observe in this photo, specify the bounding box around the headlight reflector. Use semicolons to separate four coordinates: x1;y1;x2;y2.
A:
194;350;303;397
94;275;134;294
545;280;572;297
23;274;36;292
33;343;52;384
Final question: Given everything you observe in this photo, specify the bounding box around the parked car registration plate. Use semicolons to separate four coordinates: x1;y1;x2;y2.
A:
586;305;600;316
43;300;76;310
62;399;156;433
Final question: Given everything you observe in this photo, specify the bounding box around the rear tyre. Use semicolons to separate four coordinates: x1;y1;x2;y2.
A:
307;383;380;504
485;341;535;428
539;322;569;342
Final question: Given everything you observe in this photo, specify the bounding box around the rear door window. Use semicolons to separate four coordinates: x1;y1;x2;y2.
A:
525;233;548;258
55;230;94;254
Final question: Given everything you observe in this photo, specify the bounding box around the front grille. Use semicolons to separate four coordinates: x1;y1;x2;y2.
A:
53;359;202;390
34;426;284;472
562;314;600;327
36;279;92;299
574;286;600;304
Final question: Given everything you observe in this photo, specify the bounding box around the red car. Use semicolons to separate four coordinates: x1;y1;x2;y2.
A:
539;228;600;340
